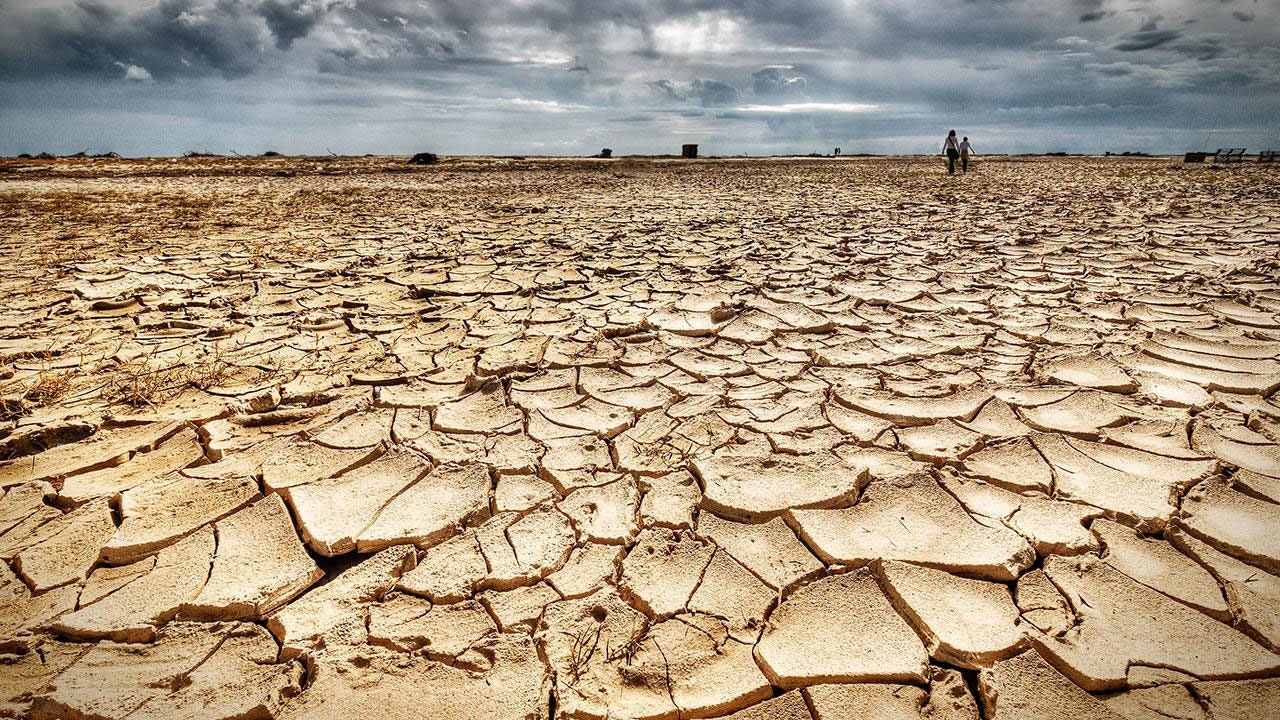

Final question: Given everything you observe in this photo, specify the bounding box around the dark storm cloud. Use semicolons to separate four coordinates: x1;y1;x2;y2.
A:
1;0;1278;155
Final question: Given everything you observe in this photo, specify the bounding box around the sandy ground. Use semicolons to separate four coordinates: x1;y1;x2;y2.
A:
1;155;1279;719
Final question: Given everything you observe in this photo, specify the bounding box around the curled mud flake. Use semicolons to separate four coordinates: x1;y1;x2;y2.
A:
1032;555;1280;692
54;527;213;642
876;559;1024;668
804;683;928;719
1178;476;1280;575
695;512;822;592
789;472;1034;581
691;452;866;522
1091;518;1229;620
942;473;1101;556
31;622;303;720
1168;526;1280;653
961;436;1052;493
619;528;715;618
268;544;417;657
12;497;115;591
182;494;323;620
102;473;258;564
755;568;929;688
979;648;1126;720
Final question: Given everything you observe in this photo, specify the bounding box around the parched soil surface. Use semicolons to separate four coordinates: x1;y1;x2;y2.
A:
1;155;1279;719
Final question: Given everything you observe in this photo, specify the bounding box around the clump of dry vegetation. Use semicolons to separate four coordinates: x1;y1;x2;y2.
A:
561;623;603;687
104;362;188;408
20;370;74;406
0;367;78;420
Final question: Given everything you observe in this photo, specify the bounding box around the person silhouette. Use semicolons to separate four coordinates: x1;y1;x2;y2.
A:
942;130;961;175
959;136;975;174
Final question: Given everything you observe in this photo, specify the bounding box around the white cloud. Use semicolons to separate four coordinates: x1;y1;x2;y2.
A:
117;62;153;82
503;50;575;66
652;12;745;55
735;102;878;113
503;98;590;113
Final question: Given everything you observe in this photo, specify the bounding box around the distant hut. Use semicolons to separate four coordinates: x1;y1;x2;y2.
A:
682;144;698;159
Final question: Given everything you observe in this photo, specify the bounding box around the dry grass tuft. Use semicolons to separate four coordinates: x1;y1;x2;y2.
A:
605;618;646;666
20;370;75;406
561;623;602;687
0;368;77;418
104;363;185;408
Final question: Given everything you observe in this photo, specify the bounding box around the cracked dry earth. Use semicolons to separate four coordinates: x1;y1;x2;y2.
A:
1;156;1279;720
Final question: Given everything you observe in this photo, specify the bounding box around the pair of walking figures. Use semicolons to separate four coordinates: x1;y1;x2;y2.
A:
942;130;974;175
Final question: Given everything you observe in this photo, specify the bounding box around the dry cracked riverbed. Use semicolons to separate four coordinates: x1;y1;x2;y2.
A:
1;155;1279;719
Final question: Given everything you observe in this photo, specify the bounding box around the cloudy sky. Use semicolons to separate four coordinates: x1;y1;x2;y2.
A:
0;0;1276;156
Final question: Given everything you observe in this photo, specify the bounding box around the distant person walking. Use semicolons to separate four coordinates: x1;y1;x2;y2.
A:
959;136;975;174
942;130;961;175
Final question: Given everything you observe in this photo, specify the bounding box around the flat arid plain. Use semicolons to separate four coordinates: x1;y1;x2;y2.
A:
1;155;1279;719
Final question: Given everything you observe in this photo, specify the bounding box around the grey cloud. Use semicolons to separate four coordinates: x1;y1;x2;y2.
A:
1114;31;1181;51
752;66;807;98
1114;17;1183;52
1173;38;1227;60
1232;11;1253;22
1111;15;1231;59
1086;62;1134;76
0;0;283;79
649;79;685;101
691;78;739;106
1074;0;1109;23
650;78;739;107
259;0;330;50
